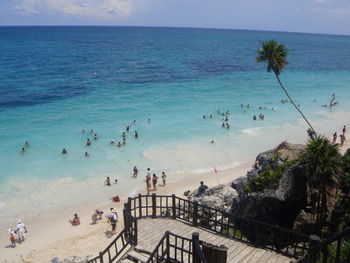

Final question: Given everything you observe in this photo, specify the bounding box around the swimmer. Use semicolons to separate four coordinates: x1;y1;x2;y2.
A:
210;114;213;119
135;131;138;138
24;141;30;147
123;138;126;145
126;126;130;132
62;148;67;154
226;123;230;129
117;142;122;147
259;106;262;110
203;115;206;119
114;179;118;184
21;147;26;153
224;116;228;122
90;129;94;133
133;120;136;123
222;122;225;128
110;140;115;144
82;129;85;133
240;104;243;107
87;139;91;146
85;152;89;157
253;115;257;121
122;132;126;138
148;118;151;123
211;140;214;144
94;133;98;140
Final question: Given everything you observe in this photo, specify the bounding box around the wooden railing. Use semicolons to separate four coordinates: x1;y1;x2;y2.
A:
146;231;207;263
126;194;310;259
86;209;137;263
306;227;350;263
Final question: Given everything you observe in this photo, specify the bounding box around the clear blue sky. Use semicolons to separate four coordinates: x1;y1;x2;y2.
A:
1;0;349;35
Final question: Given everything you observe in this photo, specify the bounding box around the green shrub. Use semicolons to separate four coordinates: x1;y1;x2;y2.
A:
244;160;297;193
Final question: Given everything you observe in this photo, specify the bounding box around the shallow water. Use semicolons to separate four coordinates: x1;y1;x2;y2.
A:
1;26;350;220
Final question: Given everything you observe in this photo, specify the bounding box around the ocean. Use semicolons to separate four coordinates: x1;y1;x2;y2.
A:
1;26;350;220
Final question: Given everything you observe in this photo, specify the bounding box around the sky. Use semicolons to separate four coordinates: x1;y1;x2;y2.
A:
0;0;349;35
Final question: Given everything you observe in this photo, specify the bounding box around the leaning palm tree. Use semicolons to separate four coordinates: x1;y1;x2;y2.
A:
302;135;342;235
256;40;316;134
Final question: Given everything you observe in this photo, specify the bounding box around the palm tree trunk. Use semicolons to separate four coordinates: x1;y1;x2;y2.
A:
274;73;316;134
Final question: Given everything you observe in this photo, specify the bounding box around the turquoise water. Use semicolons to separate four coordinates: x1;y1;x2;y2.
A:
1;27;350;218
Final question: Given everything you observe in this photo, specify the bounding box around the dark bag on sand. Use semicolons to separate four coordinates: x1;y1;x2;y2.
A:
113;196;120;202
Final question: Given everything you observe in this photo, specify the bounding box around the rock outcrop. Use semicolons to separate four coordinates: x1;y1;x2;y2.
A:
188;184;238;211
230;142;308;229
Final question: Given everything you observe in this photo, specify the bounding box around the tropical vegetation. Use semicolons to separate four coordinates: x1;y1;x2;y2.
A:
256;40;316;134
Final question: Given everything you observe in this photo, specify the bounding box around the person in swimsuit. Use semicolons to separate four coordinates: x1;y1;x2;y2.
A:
152;174;158;190
62;148;67;154
69;214;80;226
87;139;91;146
161;172;167;186
105;177;111;186
134;131;138;138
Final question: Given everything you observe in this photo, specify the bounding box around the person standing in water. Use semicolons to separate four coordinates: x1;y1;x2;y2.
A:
133;166;138;177
105;177;111;186
134;131;138;138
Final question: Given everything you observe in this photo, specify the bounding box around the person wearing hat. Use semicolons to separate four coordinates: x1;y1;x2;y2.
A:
108;208;118;234
16;220;27;243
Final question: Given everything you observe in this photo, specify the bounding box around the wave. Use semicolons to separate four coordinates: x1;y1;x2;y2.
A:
240;126;280;136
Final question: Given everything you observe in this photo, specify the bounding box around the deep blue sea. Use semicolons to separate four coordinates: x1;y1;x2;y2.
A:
1;26;350;219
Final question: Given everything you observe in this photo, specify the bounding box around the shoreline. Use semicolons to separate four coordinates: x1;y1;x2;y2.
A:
1;109;350;262
0;162;252;263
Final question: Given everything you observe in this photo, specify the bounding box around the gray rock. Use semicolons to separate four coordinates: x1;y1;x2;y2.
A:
230;176;248;196
188;184;238;209
231;162;307;228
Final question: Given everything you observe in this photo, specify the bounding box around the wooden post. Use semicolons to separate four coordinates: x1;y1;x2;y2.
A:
308;234;321;263
127;197;132;212
134;219;138;246
99;252;104;263
172;194;176;219
123;208;128;229
192;232;200;263
138;194;142;218
152;193;156;218
202;242;227;263
193;201;198;227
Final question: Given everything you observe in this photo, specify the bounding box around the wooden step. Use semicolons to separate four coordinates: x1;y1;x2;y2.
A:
126;250;150;263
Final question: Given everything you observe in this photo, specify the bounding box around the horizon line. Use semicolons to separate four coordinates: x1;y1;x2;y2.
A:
0;24;349;38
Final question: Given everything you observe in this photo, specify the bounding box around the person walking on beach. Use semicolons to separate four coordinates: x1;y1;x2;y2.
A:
343;125;346;136
340;134;346;146
16;220;27;243
8;229;16;248
146;168;152;181
152;174;159;190
133;166;138;177
333;132;337;144
162;172;167;186
108;209;118;234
